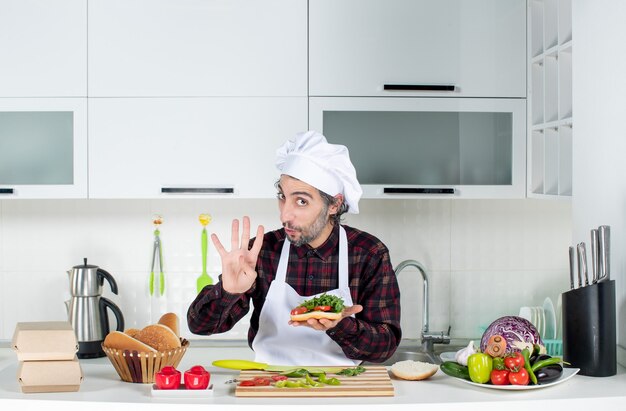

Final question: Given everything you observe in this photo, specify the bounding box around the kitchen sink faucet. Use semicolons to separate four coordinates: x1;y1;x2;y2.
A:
394;259;451;353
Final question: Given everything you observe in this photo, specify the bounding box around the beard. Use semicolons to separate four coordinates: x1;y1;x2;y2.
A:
284;203;329;247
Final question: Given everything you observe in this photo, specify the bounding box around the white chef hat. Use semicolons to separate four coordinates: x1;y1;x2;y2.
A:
276;131;362;214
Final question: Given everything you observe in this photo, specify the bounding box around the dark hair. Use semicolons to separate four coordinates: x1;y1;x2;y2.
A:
275;178;349;224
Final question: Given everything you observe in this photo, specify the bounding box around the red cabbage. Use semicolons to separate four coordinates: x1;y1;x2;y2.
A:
480;316;543;354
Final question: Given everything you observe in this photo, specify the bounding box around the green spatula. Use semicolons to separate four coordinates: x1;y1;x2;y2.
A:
196;214;213;293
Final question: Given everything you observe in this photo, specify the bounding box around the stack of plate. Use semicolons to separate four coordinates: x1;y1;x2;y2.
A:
518;297;557;340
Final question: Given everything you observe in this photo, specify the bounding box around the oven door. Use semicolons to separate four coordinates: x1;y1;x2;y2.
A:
309;97;526;199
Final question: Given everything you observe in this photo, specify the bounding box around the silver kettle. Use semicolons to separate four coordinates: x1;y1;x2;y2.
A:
65;258;124;359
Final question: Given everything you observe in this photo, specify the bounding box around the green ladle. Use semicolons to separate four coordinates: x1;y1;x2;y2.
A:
196;214;213;293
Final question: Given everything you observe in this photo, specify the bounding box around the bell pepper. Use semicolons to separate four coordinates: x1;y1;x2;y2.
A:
467;353;493;384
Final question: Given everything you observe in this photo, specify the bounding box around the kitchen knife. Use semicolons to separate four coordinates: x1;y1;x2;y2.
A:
568;246;575;289
598;225;610;282
578;242;589;286
212;359;344;374
576;243;584;288
590;229;599;284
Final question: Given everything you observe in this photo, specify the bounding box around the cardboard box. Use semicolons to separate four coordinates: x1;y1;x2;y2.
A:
17;357;83;393
12;321;79;361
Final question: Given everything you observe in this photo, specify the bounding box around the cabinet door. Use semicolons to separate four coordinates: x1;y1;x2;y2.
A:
88;0;307;97
0;98;88;198
88;98;307;198
309;0;526;98
0;0;87;97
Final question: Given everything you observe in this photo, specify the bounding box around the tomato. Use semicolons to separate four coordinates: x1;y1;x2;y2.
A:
290;306;308;315
504;352;525;371
239;380;255;386
467;353;493;384
252;377;270;386
490;369;510;385
508;368;530;385
271;375;288;381
313;305;332;311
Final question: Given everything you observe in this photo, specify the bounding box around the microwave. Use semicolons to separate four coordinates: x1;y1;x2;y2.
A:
309;97;526;199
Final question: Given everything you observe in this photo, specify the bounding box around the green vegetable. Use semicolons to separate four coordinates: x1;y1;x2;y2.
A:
522;347;538;385
440;361;471;380
284;368;310;378
531;356;563;373
337;365;366;376
492;357;506;370
467;353;493;384
298;293;345;313
318;373;341;385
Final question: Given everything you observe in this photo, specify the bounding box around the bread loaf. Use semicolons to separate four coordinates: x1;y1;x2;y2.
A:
157;313;180;337
135;324;181;351
390;360;438;381
124;328;141;338
103;331;157;353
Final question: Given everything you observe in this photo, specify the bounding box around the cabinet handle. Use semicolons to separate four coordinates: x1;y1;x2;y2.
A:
384;187;455;194
383;84;456;91
161;187;235;194
0;188;15;194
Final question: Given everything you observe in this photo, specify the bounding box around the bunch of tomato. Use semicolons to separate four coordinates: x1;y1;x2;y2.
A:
489;351;530;385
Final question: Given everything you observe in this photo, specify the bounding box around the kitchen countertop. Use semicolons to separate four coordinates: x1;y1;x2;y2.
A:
0;344;625;411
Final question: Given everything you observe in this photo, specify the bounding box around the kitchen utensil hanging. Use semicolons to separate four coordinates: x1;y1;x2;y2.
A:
149;215;165;296
196;213;213;293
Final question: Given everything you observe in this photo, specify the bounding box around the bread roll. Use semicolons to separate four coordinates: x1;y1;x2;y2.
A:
135;324;181;351
390;360;438;381
124;328;141;338
103;331;157;353
290;311;342;322
157;312;180;337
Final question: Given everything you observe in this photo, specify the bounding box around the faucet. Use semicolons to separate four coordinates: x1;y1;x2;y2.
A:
394;259;451;354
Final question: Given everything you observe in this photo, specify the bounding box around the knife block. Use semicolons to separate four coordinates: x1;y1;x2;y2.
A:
561;280;616;377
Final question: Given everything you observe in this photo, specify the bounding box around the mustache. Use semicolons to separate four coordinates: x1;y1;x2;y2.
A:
283;223;301;232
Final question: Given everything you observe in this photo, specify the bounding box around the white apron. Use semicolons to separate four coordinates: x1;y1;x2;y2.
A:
252;226;360;366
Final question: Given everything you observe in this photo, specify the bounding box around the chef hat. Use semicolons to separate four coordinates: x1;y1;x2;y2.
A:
276;131;362;214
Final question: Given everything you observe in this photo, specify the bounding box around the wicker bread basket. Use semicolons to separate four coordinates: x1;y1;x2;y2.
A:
102;339;189;383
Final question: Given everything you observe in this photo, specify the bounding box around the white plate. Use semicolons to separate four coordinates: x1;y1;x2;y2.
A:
151;383;214;398
440;352;457;362
454;368;579;390
543;297;557;339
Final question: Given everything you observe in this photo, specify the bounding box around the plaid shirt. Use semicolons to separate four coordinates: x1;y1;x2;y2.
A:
187;223;401;363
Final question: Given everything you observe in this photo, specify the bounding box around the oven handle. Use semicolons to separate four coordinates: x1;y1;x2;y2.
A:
383;84;456;91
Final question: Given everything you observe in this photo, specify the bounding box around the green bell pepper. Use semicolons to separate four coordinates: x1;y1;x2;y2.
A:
467;352;493;384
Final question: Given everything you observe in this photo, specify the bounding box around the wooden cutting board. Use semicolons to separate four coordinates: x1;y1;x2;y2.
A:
235;366;394;397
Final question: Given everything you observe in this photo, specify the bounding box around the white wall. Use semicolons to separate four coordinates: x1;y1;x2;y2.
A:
0;198;571;343
573;0;626;366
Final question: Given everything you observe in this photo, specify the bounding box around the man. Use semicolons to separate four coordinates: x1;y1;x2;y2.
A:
187;131;401;365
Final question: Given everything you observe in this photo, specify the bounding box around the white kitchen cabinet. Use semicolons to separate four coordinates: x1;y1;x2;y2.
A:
0;98;88;198
88;0;307;97
309;0;526;98
88;98;307;198
528;0;572;198
0;0;87;97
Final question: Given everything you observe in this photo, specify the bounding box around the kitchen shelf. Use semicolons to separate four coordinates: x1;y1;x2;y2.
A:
527;0;573;199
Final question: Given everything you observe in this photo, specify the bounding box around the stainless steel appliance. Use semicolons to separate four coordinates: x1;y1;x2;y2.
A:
65;258;124;358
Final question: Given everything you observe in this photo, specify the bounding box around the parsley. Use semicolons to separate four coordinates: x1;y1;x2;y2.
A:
298;293;345;313
337;366;366;376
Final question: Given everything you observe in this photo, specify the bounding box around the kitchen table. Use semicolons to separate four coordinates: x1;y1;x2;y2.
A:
0;343;625;411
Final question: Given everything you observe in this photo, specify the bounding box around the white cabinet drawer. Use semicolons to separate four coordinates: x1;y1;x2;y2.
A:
309;0;526;98
88;0;307;97
0;98;88;198
0;0;87;97
88;97;307;198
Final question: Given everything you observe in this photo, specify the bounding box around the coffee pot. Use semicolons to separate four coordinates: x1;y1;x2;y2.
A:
65;258;124;359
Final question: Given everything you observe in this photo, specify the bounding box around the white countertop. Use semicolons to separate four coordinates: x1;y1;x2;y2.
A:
1;344;625;411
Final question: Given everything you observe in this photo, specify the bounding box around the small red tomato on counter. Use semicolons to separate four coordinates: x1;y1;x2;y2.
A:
154;366;181;390
490;369;510;385
508;368;530;385
504;351;525;371
184;365;211;389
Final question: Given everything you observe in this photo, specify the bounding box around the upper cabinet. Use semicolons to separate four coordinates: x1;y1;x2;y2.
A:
88;0;307;97
309;0;527;98
0;0;87;97
528;0;573;198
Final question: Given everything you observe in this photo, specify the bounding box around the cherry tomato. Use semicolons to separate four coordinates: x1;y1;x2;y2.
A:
490;369;510;385
504;351;525;371
313;305;332;311
271;375;288;381
508;368;530;385
290;306;307;315
253;377;270;386
239;380;255;386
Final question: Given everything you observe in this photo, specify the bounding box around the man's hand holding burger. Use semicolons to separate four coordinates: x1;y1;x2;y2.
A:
288;293;363;331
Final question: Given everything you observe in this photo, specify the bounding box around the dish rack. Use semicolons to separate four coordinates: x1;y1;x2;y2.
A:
543;339;563;357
